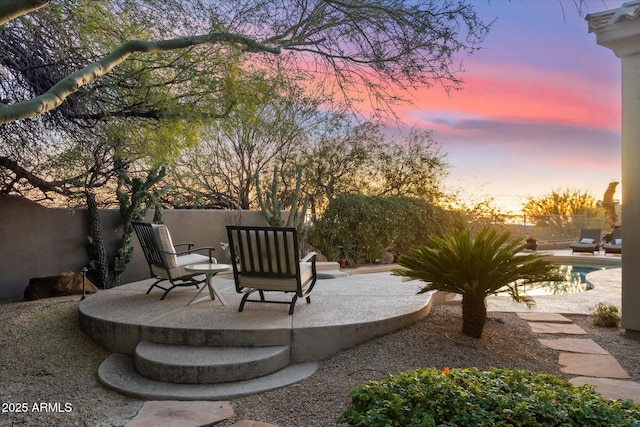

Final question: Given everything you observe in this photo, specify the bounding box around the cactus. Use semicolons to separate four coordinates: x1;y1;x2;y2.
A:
85;190;110;289
112;164;169;286
255;166;308;228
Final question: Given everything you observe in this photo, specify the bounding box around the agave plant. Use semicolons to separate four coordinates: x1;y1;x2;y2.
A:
394;227;562;338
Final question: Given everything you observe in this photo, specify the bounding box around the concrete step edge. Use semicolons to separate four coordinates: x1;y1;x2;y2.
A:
99;353;317;400
135;342;291;384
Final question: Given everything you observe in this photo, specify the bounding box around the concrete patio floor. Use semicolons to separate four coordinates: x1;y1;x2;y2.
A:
79;267;438;400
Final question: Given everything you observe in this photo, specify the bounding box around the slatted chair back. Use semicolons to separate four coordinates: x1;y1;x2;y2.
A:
226;225;317;314
228;226;299;279
132;221;167;274
579;228;602;242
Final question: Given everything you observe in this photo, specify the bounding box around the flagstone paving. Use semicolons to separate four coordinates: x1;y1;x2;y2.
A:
516;312;574;323
537;337;609;354
527;321;588;334
570;377;640;402
520;312;640;404
123;399;280;427
124;401;234;427
559;353;630;378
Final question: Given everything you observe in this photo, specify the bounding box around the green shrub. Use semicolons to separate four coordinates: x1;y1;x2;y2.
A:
338;367;640;426
335;236;359;268
591;303;621;328
309;193;459;264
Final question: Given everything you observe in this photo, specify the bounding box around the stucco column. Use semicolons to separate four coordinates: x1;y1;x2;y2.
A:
588;1;640;338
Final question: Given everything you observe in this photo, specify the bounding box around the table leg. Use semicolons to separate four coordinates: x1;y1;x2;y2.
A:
187;282;207;305
187;272;226;306
206;273;226;305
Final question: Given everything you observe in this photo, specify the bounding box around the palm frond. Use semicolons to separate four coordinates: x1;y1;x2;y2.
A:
393;226;561;303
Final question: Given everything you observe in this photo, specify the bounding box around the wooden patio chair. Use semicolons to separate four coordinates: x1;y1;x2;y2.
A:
226;225;317;315
132;222;216;299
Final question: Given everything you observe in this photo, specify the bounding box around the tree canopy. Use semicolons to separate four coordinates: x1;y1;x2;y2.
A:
522;188;598;218
0;0;491;124
522;187;603;241
0;0;491;206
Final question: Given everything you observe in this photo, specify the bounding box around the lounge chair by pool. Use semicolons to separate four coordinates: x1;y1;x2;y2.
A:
570;228;601;254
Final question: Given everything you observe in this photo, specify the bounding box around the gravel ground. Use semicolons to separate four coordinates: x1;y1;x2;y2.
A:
1;296;639;427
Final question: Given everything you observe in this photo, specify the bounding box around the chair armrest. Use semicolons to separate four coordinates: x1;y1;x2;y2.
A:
301;251;317;263
173;242;195;250
165;246;217;262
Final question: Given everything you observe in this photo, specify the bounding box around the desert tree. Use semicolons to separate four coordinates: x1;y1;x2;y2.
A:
522;188;602;241
1;0;492;206
1;0;491;125
164;70;325;209
364;129;448;202
0;0;244;205
295;120;381;217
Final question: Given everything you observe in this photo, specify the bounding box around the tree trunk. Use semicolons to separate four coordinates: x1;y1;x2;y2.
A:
461;293;487;338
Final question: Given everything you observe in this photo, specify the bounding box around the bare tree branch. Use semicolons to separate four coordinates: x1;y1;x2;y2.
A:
0;155;74;195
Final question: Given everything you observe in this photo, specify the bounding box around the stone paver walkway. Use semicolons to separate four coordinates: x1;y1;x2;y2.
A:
124;401;234;427
517;312;640;403
124;400;279;427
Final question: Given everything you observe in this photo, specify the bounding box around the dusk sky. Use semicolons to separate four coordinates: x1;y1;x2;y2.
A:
396;0;625;214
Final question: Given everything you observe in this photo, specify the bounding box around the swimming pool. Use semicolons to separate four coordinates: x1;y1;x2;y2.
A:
523;265;598;295
523;259;618;296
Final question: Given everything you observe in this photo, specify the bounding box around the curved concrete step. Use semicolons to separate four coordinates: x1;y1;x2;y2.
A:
99;353;317;400
135;342;290;384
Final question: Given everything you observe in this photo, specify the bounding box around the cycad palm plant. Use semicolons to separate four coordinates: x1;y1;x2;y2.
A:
394;227;562;338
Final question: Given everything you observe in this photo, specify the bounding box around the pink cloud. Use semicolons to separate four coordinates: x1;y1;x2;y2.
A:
398;61;620;131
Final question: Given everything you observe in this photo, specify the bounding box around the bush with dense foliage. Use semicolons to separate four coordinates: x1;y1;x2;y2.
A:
591;303;621;328
308;193;461;265
338;367;640;426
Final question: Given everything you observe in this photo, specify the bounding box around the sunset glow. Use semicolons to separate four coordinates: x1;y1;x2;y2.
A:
402;63;620;130
388;0;624;214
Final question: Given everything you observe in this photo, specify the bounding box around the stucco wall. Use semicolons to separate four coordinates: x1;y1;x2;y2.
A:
0;195;267;300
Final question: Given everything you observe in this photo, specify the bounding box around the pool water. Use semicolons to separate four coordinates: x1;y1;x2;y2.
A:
522;264;606;296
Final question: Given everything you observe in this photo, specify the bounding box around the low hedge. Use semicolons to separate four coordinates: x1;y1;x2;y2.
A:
338;367;640;426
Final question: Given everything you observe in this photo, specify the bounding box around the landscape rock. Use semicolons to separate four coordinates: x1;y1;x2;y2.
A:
24;272;99;301
378;251;395;264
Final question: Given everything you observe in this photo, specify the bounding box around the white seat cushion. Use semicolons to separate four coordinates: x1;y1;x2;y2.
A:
151;224;178;268
238;262;313;292
151;253;212;279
